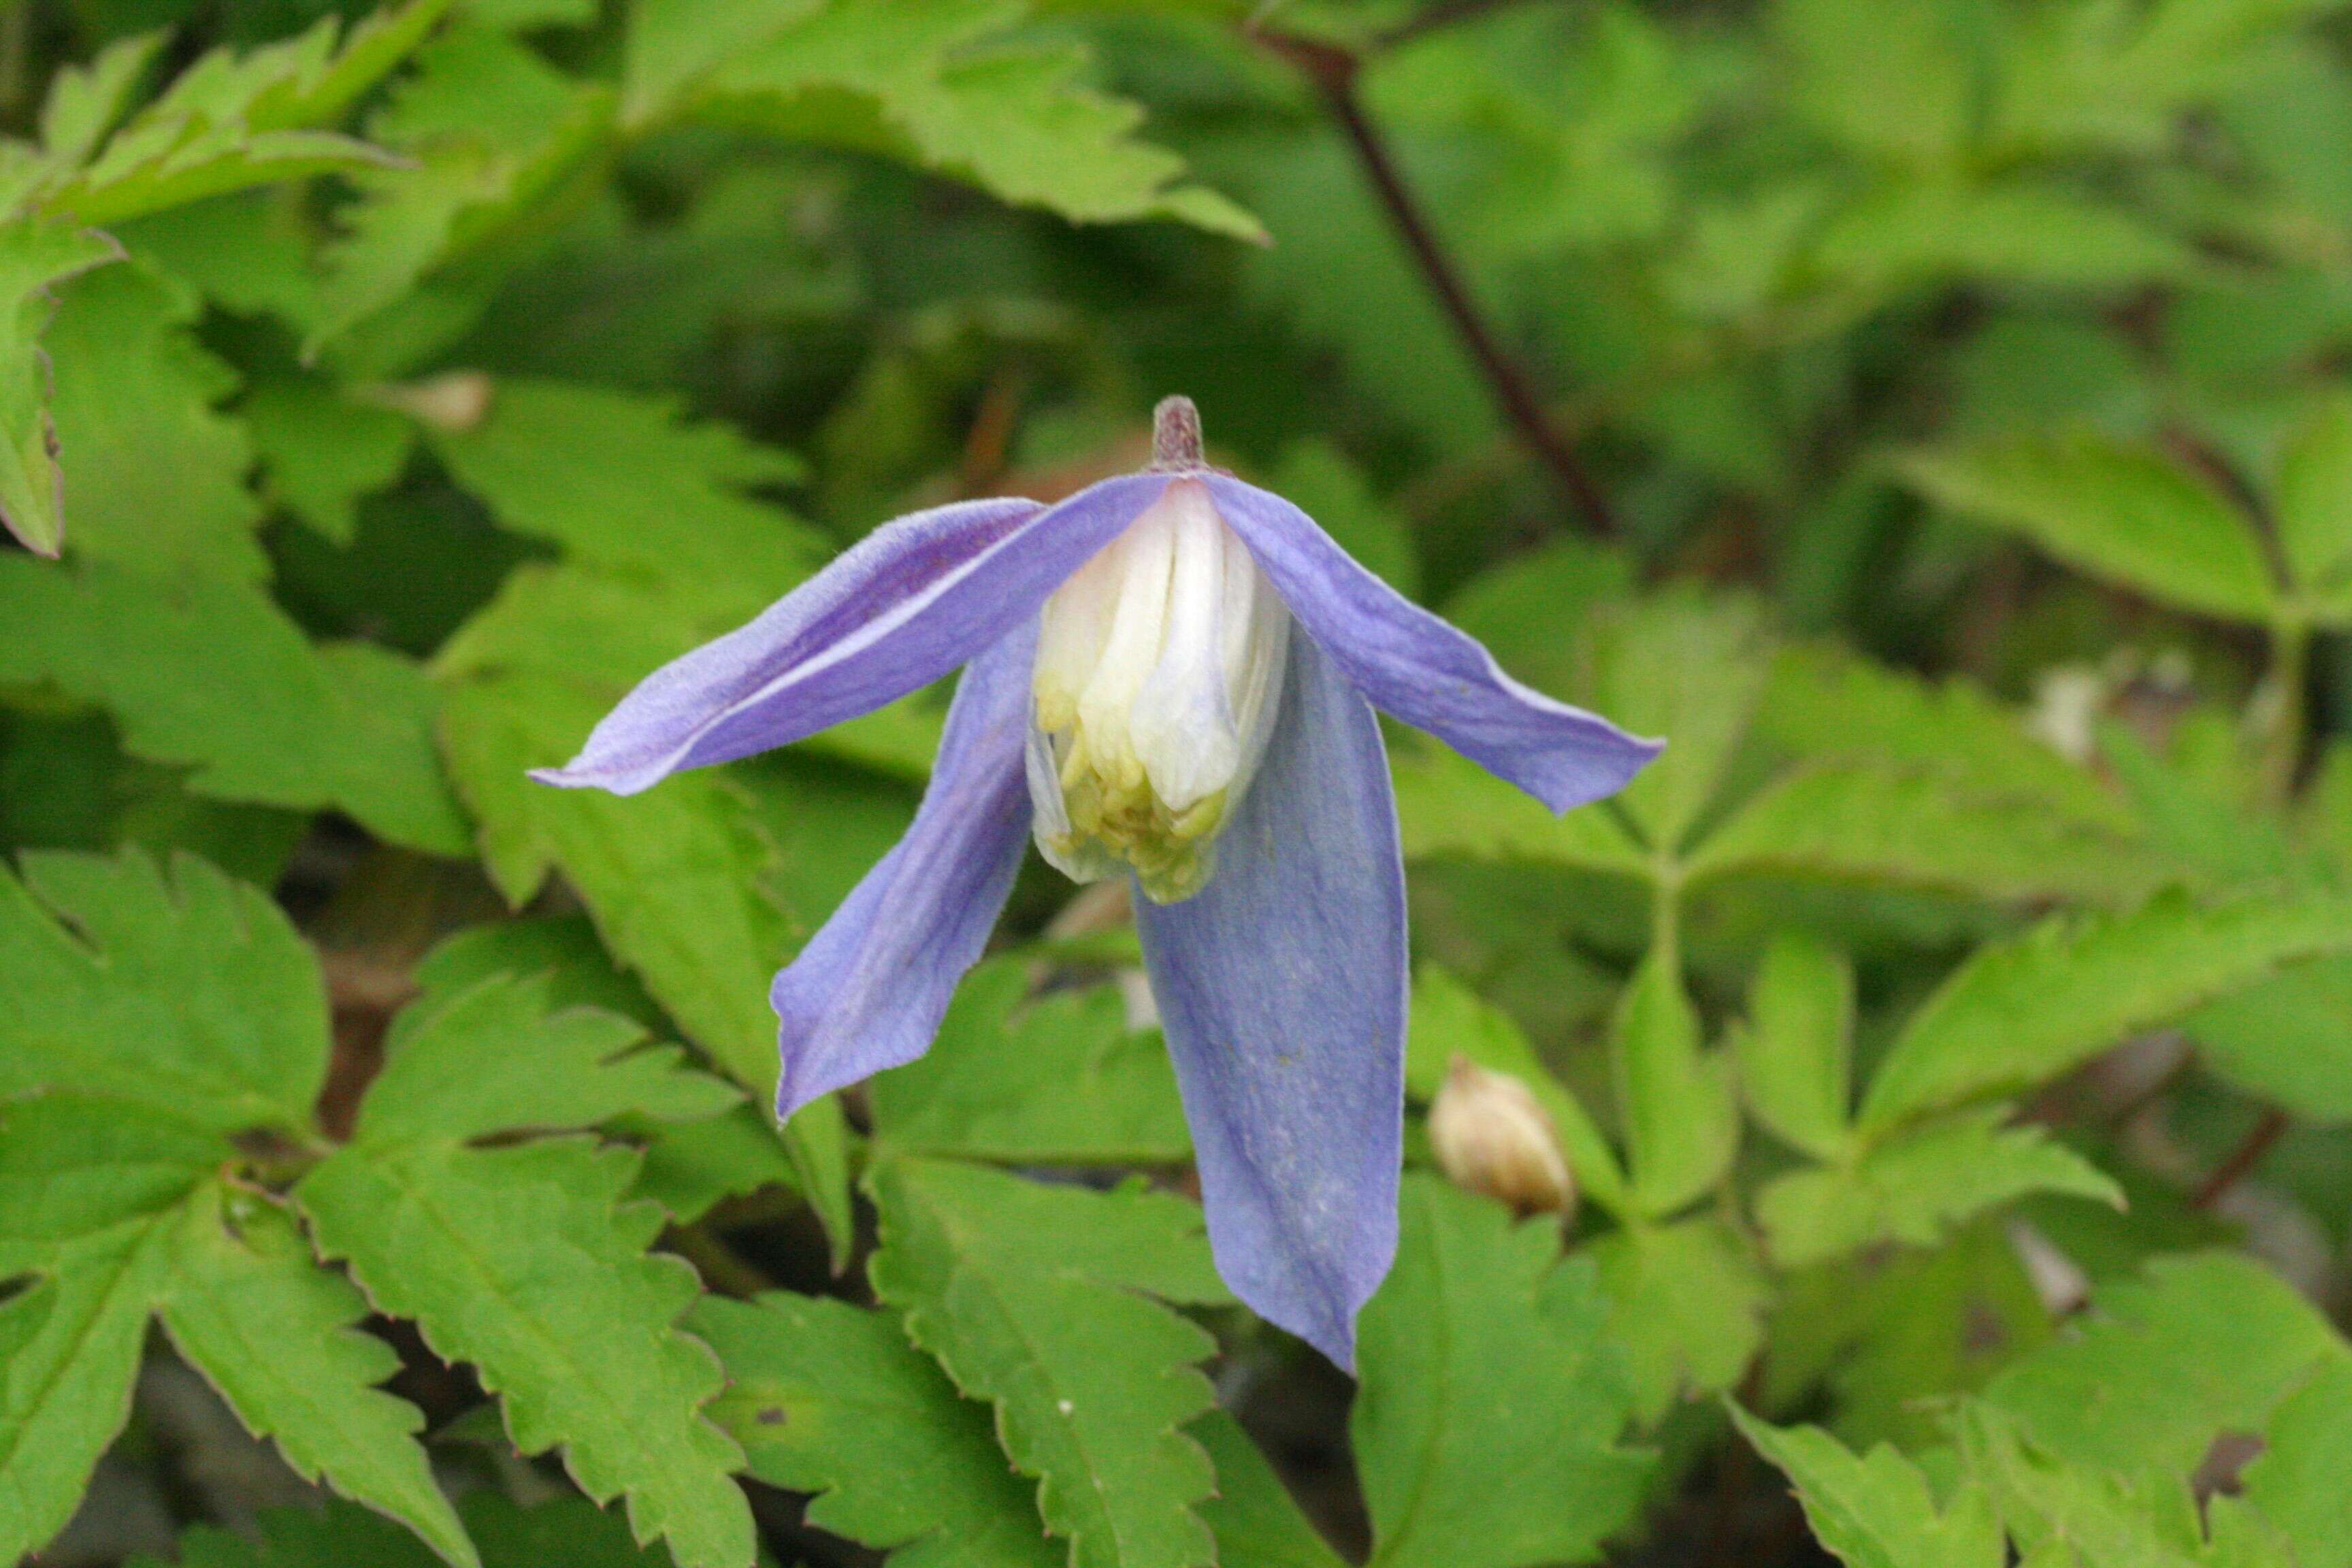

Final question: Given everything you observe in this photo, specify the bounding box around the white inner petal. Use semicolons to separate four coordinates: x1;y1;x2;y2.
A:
1027;478;1290;902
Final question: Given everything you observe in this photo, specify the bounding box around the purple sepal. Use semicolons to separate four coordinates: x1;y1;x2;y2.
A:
1204;474;1662;813
537;478;1168;796
769;623;1039;1120
1135;633;1405;1370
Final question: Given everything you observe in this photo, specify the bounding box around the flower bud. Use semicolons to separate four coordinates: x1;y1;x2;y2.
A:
1428;1055;1575;1219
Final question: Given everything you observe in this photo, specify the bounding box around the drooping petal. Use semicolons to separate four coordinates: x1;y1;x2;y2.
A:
1134;632;1405;1369
1203;474;1663;813
539;478;1168;795
768;623;1038;1120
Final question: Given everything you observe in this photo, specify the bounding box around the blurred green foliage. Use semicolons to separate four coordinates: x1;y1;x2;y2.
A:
4;0;2352;1565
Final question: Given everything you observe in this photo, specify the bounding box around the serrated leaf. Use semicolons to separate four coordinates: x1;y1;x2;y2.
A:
1392;746;1651;880
0;848;327;1134
1588;1215;1768;1423
632;1107;804;1225
2238;1355;2352;1565
1980;1253;2347;1480
1959;1402;2264;1568
693;1291;1058;1568
1353;1179;1651;1568
0;220;122;556
312;24;613;354
1740;932;1855;1161
244;376;414;544
0;1214;180;1565
868;1156;1227;1568
158;1184;472;1567
1189;1411;1345;1568
2276;393;2352;617
1898;433;2277;623
134;1492;683;1568
1756;642;2136;836
867;959;1188;1165
2185;953;2352;1122
1812;180;2196;291
1731;1408;2004;1568
1585;593;1770;853
1610;953;1738;1218
412;913;665;1025
1757;1109;2123;1269
0;557;470;856
1860;890;2352;1131
687;0;1261;240
1686;764;2154;904
299;1137;754;1568
434;565;865;1252
1404;964;1628;1213
423;378;819;586
38;33;169;171
354;972;737;1147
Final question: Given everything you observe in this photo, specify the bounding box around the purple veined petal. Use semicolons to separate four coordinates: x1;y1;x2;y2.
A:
769;622;1039;1120
1203;474;1663;813
1134;632;1405;1370
537;477;1169;796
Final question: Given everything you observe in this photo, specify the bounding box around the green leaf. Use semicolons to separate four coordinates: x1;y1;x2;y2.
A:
1860;890;2352;1132
1588;1216;1769;1423
1812;180;2195;292
1897;434;2277;623
1730;1408;2004;1568
0;1214;181;1565
354;972;738;1147
29;5;448;227
2238;1355;2352;1565
0;557;470;856
424;378;819;587
0;848;327;1134
1757;1109;2123;1269
1959;1402;2266;1568
434;565;868;1252
311;25;614;355
1610;953;1738;1219
1189;1411;1345;1568
1393;747;1651;881
244;376;414;545
2274;392;2352;616
1756;642;2136;837
412;914;664;1026
37;33;169;171
1439;538;1634;702
1405;964;1627;1213
0;220;122;556
693;1291;1059;1568
1686;764;2154;904
2186;953;2352;1122
299;1138;754;1568
683;0;1262;240
1269;438;1419;600
1740;932;1855;1161
135;1492;683;1568
867;959;1188;1166
158;1185;472;1567
1775;0;1973;163
1584;593;1769;854
632;1108;802;1225
867;1156;1227;1568
1979;1252;2347;1480
1352;1179;1651;1568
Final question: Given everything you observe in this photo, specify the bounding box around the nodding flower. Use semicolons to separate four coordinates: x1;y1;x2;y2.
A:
536;397;1661;1367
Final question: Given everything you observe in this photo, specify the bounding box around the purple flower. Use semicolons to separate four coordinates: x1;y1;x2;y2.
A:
536;398;1660;1367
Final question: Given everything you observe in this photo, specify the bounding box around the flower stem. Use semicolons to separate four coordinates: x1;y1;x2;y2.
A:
2261;618;2310;806
1251;27;1618;536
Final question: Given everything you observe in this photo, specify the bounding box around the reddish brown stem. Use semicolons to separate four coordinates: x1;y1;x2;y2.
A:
1254;29;1617;536
2192;1107;2291;1209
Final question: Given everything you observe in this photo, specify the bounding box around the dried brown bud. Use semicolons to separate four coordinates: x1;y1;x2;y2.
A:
1428;1056;1574;1219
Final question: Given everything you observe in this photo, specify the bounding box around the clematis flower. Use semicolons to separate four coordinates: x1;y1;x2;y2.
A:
536;398;1659;1367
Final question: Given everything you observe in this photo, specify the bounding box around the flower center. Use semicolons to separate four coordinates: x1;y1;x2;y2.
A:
1026;478;1290;903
